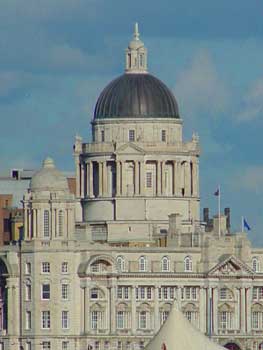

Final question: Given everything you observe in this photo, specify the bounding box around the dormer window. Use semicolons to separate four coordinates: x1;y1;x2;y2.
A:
129;130;135;142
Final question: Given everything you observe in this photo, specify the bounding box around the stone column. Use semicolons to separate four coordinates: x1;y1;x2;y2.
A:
177;286;182;310
80;163;85;198
102;161;107;196
121;161;126;196
234;288;240;330
85;286;89;333
110;285;116;333
185;162;191;196
131;286;137;334
157;161;162;196
24;208;28;240
139;161;145;196
99;162;103;197
247;287;252;333
28;209;32;239
199;287;206;333
6;277;19;336
173;161;177;196
135;161;140;195
154;286;159;332
75;158;80;197
88;161;94;198
161;161;166;195
213;288;218;334
116;161;121;196
241;288;246;333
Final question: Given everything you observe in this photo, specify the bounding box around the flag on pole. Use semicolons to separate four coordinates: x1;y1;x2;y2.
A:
243;218;251;231
214;188;220;196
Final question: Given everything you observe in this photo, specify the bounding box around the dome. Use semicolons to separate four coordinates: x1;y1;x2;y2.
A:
30;157;69;192
94;73;179;119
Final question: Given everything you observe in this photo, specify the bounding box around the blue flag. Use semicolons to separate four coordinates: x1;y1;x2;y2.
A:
243;218;251;231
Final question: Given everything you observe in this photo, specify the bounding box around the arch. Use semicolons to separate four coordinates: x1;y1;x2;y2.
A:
224;343;241;350
139;256;147;272
116;256;125;272
161;256;170;272
77;254;116;277
184;256;192;272
90;287;105;300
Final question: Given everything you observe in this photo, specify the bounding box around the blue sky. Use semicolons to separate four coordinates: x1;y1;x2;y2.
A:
1;0;263;244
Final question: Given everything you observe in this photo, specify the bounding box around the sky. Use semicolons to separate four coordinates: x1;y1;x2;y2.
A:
1;0;263;245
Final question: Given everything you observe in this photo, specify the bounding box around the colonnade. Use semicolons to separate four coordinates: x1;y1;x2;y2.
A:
78;159;199;199
23;207;74;240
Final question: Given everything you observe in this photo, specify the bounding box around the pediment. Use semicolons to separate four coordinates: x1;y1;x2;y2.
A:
115;142;145;155
208;255;254;276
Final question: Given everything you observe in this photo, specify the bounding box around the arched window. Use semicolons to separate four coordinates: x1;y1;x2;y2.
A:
58;210;64;236
184;256;192;272
252;257;260;272
161;256;170;272
117;256;125;272
218;304;233;330
43;210;50;237
139;256;147;272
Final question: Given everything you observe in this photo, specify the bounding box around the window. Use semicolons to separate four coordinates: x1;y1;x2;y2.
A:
42;342;51;350
128;130;135;142
161;130;166;142
91;288;99;299
62;342;69;350
42;262;50;273
25;311;31;330
146;172;152;188
219;311;232;330
139;54;144;67
101;130;105;142
104;341;109;350
147;287;152;300
43;210;50;237
184;256;192;272
61;262;68;273
252;311;260;329
191;287;197;300
161;256;170;272
139;256;147;272
62;310;69;329
158;287;175;300
42;284;50;300
252;257;260;272
161;311;169;324
25;262;31;275
124;287;129;299
139;311;147;329
117;311;124;329
95;341;100;350
185;287;191;300
62;284;69;300
26;342;32;350
41;311;51;329
91;310;103;330
117;256;125;272
25;284;32;301
58;210;63;236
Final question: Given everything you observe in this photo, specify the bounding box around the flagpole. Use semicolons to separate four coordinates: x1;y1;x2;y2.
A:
218;185;221;237
241;216;244;233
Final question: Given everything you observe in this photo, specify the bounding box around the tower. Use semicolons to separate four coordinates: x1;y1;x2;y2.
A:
74;24;200;244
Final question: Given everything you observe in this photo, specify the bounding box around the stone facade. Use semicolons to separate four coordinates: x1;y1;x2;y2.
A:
0;25;262;350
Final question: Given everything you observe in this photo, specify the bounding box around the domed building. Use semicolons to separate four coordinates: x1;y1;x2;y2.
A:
0;24;263;350
74;23;200;244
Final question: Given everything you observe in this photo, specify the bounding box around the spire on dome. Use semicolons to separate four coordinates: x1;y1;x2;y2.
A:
125;23;148;74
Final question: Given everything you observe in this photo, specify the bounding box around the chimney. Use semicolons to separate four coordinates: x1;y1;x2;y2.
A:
224;207;231;232
203;208;209;223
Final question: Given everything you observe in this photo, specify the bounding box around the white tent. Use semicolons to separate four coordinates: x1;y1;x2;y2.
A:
145;302;226;350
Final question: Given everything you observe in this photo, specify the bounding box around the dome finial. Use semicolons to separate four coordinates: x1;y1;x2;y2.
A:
125;23;148;74
134;22;139;40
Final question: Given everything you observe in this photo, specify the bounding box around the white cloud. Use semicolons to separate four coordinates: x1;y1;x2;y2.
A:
236;78;263;122
174;50;230;118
